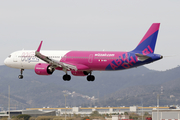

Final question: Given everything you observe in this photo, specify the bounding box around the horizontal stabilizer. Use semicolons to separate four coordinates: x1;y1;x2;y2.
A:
135;53;150;61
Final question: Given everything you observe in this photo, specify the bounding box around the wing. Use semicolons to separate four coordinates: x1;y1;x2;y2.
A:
35;41;77;72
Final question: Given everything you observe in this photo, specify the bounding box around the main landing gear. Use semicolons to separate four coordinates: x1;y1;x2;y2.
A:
87;75;95;81
87;72;95;81
18;69;24;79
62;71;95;82
63;74;71;81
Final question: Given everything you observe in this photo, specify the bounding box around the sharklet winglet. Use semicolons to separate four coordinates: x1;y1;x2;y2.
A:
36;41;43;52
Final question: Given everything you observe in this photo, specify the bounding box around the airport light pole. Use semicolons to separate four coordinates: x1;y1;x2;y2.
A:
142;104;143;120
141;98;143;120
157;94;159;120
8;85;11;120
64;94;67;120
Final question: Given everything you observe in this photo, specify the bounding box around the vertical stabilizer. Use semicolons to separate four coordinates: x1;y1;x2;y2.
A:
132;23;160;54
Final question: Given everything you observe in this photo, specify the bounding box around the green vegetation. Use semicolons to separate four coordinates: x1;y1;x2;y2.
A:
16;114;31;120
34;116;74;120
90;111;101;117
144;112;150;116
124;112;128;115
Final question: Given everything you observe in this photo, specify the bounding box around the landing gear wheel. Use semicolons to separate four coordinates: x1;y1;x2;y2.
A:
91;75;95;81
63;74;71;81
87;75;95;81
18;75;23;79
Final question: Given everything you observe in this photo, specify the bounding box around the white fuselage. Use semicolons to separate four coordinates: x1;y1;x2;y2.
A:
4;50;70;69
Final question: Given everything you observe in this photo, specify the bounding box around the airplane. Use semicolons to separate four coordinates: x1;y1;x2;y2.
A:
4;23;163;81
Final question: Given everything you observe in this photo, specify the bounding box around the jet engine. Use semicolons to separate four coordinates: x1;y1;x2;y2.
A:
35;63;55;75
71;71;88;76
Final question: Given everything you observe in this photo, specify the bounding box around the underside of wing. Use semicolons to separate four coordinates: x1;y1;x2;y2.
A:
35;51;78;71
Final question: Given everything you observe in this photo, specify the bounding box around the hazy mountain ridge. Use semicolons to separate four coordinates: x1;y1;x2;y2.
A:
0;65;180;109
103;67;180;107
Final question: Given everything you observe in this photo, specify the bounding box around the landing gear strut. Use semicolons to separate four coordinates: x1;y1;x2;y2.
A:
87;71;95;81
18;69;24;79
63;74;71;81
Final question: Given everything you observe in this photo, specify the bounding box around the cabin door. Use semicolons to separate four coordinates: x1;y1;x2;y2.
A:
88;54;93;63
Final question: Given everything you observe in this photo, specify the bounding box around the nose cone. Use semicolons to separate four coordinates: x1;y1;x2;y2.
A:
4;58;7;65
4;58;10;67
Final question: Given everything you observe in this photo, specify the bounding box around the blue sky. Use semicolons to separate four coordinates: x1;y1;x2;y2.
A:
0;0;179;71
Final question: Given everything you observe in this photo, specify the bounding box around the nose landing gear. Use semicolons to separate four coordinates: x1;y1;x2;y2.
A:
18;69;24;79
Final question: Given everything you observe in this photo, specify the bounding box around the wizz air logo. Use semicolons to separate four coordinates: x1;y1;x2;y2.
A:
21;52;39;63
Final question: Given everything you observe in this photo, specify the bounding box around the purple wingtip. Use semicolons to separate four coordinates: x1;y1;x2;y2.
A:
36;41;43;52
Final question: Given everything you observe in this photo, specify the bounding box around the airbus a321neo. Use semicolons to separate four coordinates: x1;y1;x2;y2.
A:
4;23;163;81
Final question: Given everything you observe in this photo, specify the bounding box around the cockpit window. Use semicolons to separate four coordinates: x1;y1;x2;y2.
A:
8;55;11;58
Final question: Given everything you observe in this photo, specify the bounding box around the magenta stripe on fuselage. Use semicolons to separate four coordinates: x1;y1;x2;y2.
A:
60;51;127;71
138;23;160;46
